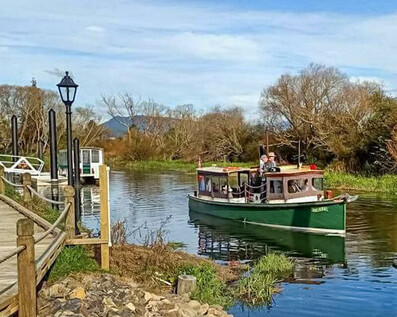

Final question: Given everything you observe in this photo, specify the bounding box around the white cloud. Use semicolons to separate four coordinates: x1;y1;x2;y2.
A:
0;0;397;117
86;26;105;33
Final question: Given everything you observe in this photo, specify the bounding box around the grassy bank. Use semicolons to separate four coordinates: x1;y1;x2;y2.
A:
325;171;397;194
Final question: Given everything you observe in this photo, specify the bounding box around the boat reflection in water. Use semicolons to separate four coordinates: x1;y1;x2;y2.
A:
188;210;345;265
80;185;101;235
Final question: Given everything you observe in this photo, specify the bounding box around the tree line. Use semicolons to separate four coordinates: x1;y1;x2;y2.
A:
1;64;397;174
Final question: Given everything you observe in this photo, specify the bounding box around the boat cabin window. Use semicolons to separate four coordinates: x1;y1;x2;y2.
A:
92;150;100;163
287;179;309;193
82;150;90;165
205;176;212;192
267;178;283;199
312;177;324;190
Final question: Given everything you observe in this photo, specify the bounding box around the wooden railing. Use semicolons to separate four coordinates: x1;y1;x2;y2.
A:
0;165;111;317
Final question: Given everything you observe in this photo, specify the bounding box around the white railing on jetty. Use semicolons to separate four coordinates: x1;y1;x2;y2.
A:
0;154;44;176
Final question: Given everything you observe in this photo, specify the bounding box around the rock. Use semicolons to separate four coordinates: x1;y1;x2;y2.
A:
179;307;197;317
62;299;82;314
102;297;117;308
211;304;224;311
126;302;136;312
187;300;201;311
198;303;209;315
69;287;86;300
164;308;180;317
180;293;190;303
144;292;164;302
50;283;69;298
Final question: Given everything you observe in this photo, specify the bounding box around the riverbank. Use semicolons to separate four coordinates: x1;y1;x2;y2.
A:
44;242;294;316
107;159;397;194
106;158;255;173
324;171;397;194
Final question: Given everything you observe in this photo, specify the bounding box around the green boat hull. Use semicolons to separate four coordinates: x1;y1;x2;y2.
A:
188;195;346;235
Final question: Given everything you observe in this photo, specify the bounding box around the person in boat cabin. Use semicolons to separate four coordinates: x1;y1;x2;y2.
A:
266;152;277;168
259;154;268;173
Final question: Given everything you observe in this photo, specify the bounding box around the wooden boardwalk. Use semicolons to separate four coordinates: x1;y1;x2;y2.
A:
0;199;53;299
0;195;66;316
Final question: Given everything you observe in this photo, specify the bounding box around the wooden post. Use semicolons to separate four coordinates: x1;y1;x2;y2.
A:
99;165;110;270
177;275;197;295
64;185;76;239
0;166;4;195
17;218;36;317
22;173;32;209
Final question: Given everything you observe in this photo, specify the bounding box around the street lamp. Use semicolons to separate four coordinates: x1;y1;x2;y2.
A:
57;71;78;185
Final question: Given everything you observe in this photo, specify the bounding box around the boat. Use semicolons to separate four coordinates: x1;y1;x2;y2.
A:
188;165;357;235
58;147;104;183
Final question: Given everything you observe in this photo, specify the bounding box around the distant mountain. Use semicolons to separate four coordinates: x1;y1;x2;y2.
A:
102;115;177;137
101;116;149;137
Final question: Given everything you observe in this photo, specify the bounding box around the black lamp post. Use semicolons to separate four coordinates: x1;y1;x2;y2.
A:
57;71;78;185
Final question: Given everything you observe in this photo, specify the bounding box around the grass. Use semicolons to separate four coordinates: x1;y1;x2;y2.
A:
176;263;234;307
49;246;100;281
324;171;397;194
107;158;256;173
237;253;294;306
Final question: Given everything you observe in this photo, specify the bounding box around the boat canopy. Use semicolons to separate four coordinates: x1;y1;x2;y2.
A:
196;166;325;203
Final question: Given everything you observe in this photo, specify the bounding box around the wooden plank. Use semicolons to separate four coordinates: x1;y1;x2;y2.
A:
64;186;75;239
99;165;110;270
35;233;66;284
0;295;18;317
0;194;59;234
66;238;108;245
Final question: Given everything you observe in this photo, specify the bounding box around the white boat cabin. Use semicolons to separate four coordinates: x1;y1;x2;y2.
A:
196;166;325;204
59;147;104;181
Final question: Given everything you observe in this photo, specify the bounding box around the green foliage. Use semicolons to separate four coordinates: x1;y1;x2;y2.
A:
166;241;187;250
107;159;256;173
238;253;294;306
49;246;99;281
176;263;234;307
325;171;397;194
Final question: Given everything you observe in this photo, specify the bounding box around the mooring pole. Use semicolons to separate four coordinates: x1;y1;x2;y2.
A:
38;138;44;160
11;115;18;162
73;138;81;233
266;129;269;156
297;139;301;169
49;109;59;210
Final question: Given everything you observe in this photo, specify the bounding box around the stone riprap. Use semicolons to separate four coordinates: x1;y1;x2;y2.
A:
37;273;232;317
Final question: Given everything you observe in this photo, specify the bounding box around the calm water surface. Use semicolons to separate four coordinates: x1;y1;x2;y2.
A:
81;170;397;317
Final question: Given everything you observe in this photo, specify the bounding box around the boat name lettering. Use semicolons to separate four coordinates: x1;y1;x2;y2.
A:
311;206;328;213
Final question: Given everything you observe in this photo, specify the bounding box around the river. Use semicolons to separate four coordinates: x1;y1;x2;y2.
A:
80;170;397;316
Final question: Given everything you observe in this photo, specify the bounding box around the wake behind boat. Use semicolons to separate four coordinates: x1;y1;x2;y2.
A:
188;165;357;235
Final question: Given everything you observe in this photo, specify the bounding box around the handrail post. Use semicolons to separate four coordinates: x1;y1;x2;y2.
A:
0;166;4;195
99;165;110;270
23;173;32;209
17;218;36;317
64;186;76;239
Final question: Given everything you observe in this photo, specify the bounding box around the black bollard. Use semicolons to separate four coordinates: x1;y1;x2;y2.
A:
49;109;58;181
73;138;81;234
11;115;18;162
38;138;44;161
49;109;59;210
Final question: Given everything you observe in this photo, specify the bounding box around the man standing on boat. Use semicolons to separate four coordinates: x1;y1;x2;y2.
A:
259;154;268;173
266;152;277;168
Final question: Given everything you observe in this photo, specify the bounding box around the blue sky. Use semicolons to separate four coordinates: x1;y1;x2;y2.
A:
1;0;397;119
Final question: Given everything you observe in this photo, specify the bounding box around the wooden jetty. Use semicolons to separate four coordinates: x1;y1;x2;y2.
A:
0;165;111;317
